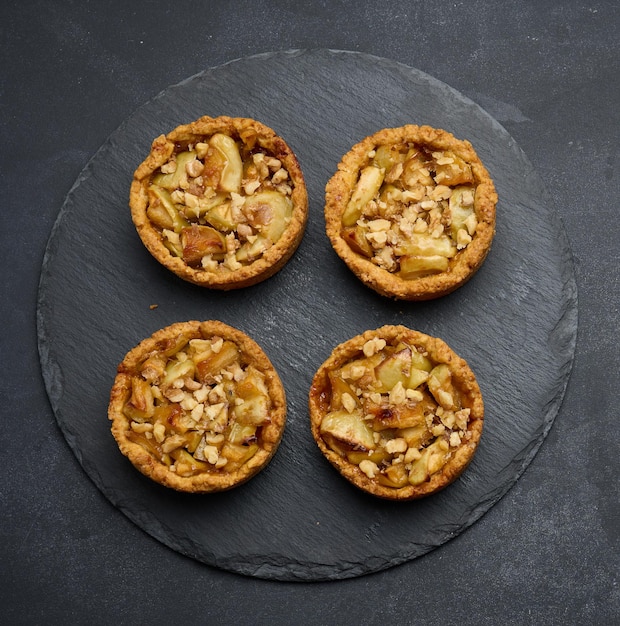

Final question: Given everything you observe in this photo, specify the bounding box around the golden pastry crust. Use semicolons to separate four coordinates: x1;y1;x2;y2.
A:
308;325;483;500
108;320;286;492
325;125;497;300
130;116;308;289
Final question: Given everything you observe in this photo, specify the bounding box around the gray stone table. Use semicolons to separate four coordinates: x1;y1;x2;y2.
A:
2;1;618;624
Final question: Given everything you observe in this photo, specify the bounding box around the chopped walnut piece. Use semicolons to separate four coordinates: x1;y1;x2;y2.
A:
363;337;387;357
359;459;379;479
183;377;202;391
341;392;357;414
203;445;219;464
432;423;446;437
180;395;198;411
160;161;177;174
349;365;367;380
164;388;185;403
162;434;186;454
271;168;288;185
385;438;407;454
404;447;422;464
130;421;153;434
191;403;204;421
185;158;204;178
388;381;407;405
153;422;166;443
243;180;261;195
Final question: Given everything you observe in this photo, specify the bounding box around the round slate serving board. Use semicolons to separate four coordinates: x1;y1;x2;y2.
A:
37;49;578;581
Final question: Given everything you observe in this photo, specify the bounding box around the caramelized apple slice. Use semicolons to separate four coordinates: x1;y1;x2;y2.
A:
180;225;226;266
433;152;474;186
201;143;227;189
233;394;270;425
372;144;407;171
407;367;429;389
221;442;259;470
407;439;450;485
328;370;360;411
368;401;426;431
427;364;457;410
346;449;390;465
377;462;409;488
226;422;258;445
205;201;235;232
449;185;477;239
158;332;192;358
152;150;196;190
129;377;154;416
342;225;373;257
411;350;433;372
320;410;375;451
397;423;433;449
408;446;430;485
374;346;412;392
244;191;292;243
126;429;162;460
342;165;385;226
148;185;189;232
235;235;271;263
209;133;243;193
236;366;269;399
194;340;240;384
139;353;167;384
182;192;229;221
395;233;457;258
183;431;203;454
147;201;175;230
171;448;211;476
233;366;271;426
398;254;449;279
162;358;195;386
122;403;153;423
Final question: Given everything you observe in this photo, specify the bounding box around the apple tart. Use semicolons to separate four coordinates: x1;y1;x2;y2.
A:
308;325;484;500
130;116;308;289
325;125;497;300
108;321;286;492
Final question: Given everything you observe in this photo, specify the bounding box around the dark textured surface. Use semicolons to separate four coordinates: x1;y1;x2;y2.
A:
37;50;576;581
2;0;618;622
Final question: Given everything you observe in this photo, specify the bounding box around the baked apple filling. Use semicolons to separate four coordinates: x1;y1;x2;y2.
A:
109;321;286;492
341;146;478;278
309;325;484;499
148;136;293;271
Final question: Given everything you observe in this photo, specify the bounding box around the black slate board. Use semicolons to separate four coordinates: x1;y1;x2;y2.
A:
37;49;577;581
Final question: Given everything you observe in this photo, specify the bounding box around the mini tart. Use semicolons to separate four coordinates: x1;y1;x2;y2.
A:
108;320;286;493
308;325;484;500
130;116;308;289
325;125;497;300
